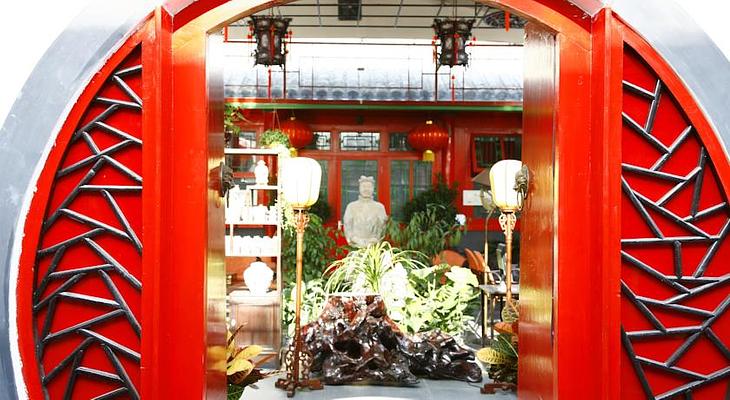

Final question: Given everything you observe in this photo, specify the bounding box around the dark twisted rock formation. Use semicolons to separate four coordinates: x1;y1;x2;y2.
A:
301;293;483;385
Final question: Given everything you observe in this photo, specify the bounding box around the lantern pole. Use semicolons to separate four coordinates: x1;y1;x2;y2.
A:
276;208;322;397
276;158;323;398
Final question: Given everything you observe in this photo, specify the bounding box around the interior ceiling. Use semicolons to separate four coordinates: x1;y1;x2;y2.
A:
228;0;526;42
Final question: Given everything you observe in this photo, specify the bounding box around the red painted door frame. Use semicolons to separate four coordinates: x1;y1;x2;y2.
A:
147;1;619;399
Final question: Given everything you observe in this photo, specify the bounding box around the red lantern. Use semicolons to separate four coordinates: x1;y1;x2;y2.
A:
280;116;313;149
407;120;449;162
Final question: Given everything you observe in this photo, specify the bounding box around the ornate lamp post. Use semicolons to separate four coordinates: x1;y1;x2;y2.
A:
276;157;323;397
489;160;528;314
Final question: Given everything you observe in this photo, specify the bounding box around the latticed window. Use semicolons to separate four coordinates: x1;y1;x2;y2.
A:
341;160;378;217
340;132;380;151
388;132;412;151
472;134;521;174
237;131;257;148
390;160;433;221
316;159;329;200
306;131;332;150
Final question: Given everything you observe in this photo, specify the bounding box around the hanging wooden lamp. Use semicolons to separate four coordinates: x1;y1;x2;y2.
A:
407;120;449;162
280;116;314;151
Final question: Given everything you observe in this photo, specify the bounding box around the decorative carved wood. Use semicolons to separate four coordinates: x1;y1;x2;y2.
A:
32;48;143;400
621;45;730;399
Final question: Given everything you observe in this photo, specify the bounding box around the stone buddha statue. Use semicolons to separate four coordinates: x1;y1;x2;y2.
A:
343;176;388;248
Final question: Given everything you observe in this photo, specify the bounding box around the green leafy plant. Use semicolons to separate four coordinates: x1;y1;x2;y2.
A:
281;213;342;284
226;326;276;399
385;205;463;262
321;242;478;336
282;278;328;337
402;174;458;224
309;199;332;222
477;330;518;385
398;264;479;334
225;104;244;136
260;128;291;148
324;242;426;294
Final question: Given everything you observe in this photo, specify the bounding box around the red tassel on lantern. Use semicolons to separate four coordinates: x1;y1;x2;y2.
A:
407;120;449;162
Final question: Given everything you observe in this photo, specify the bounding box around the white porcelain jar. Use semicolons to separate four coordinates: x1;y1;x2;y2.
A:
244;259;273;295
254;160;269;185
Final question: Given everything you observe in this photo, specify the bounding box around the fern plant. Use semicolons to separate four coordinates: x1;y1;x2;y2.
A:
324;242;426;293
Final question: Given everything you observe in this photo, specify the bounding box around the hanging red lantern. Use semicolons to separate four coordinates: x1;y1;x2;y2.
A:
280;116;313;149
407;120;449;162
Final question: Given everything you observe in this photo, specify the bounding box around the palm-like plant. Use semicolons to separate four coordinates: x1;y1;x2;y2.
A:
324;242;426;294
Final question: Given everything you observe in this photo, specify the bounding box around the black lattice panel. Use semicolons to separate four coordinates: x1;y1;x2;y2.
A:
621;46;730;399
32;47;143;400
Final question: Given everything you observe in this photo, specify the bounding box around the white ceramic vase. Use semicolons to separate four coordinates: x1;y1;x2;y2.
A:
254;160;269;185
243;259;273;295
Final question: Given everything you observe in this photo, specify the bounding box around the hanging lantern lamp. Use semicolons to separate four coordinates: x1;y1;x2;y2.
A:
249;16;291;66
407;120;449;162
280;116;313;151
432;18;475;68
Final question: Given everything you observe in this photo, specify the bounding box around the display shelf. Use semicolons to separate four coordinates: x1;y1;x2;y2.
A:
226;251;280;258
228;288;279;303
225;148;281;155
224;147;284;365
246;184;279;191
226;221;279;227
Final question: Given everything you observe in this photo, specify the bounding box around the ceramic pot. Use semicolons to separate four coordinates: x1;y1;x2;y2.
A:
254;160;269;185
244;259;273;295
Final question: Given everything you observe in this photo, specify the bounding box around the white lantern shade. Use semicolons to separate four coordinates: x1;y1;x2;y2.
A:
281;157;322;209
489;159;523;211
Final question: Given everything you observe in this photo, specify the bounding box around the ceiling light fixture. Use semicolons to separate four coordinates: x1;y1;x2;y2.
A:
249;16;292;66
432;2;475;69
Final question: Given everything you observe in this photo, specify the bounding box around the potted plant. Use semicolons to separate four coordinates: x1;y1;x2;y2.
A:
226;325;276;399
322;242;479;336
259;128;291;152
477;305;519;393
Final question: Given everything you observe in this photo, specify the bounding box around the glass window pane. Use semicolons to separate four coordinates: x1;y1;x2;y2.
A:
341;160;378;217
503;136;522;160
390;160;410;221
340;132;380;151
306;131;332;150
389;133;412;151
474;136;502;169
316;159;328;200
237;131;257;148
413;161;432;196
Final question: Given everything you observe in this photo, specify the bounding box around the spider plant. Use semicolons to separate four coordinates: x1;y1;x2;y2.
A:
324;242;426;294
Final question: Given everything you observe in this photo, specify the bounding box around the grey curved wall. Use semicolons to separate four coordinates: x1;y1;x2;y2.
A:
613;0;730;158
1;0;729;398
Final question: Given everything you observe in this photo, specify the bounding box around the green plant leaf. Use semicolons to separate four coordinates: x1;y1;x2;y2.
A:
227;383;245;400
